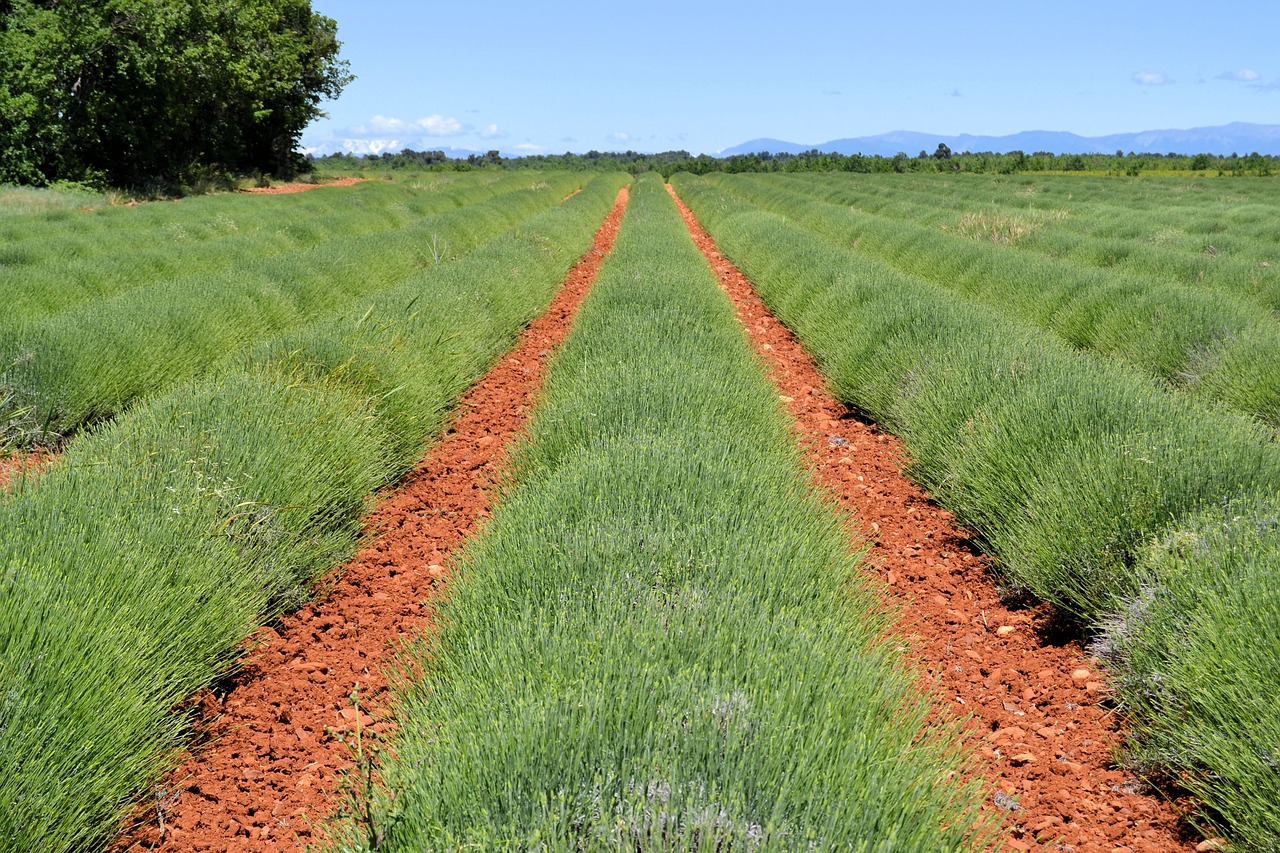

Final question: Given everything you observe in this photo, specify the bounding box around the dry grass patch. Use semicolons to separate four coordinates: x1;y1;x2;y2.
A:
944;208;1068;244
1147;226;1186;245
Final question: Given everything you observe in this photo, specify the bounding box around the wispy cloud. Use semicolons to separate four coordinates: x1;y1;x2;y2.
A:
1132;71;1174;86
480;123;506;139
1217;68;1261;82
513;142;545;154
609;131;631;143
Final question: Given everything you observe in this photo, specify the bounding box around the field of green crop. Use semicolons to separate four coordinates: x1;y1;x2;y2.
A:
0;172;592;447
0;173;627;849
782;173;1280;313
672;171;1280;850
697;173;1280;427
324;174;992;851
1;170;1277;851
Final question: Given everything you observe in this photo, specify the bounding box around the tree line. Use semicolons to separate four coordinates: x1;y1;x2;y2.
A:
314;147;1278;178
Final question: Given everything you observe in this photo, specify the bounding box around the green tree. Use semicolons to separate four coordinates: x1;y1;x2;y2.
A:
0;0;352;187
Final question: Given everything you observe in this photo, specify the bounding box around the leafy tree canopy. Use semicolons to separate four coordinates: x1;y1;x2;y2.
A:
0;0;351;187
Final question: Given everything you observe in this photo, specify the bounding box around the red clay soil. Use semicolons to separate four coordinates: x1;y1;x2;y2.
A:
0;451;51;491
111;185;630;852
667;185;1202;853
241;177;365;194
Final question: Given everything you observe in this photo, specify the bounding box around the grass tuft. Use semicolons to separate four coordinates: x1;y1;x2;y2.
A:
1093;494;1280;848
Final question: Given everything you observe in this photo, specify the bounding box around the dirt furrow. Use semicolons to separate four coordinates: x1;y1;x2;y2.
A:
112;186;629;852
667;184;1196;853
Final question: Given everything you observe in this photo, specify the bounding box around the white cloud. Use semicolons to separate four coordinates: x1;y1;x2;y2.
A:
340;138;402;155
609;131;630;143
414;114;465;136
1218;68;1261;82
301;113;519;156
1133;71;1173;86
367;115;408;132
351;114;466;137
514;143;545;154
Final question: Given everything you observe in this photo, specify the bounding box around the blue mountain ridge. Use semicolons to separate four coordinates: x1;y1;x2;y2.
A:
718;123;1280;157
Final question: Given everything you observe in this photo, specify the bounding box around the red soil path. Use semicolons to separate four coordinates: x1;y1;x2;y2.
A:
241;177;365;194
112;185;630;852
667;184;1199;853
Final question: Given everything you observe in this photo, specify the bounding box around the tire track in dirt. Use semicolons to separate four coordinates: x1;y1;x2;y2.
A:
667;184;1198;853
112;186;630;852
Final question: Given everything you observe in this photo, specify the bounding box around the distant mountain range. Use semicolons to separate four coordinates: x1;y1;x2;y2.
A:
719;123;1280;157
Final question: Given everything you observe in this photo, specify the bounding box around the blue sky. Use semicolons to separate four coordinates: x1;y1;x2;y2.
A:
303;0;1280;157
